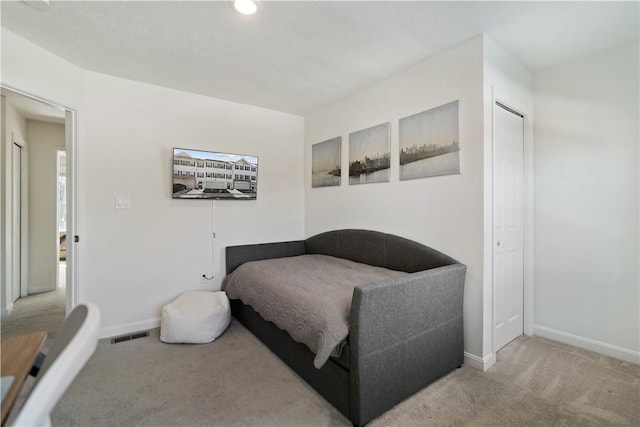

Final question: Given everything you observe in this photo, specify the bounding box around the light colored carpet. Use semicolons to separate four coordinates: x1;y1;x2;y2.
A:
53;325;639;427
1;287;66;352
1;288;66;426
2;291;639;426
373;335;640;426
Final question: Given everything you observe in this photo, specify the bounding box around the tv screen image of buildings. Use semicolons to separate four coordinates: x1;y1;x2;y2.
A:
349;122;390;185
172;148;258;199
399;100;460;180
312;137;341;188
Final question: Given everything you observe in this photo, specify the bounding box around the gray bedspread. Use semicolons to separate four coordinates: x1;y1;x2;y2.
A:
222;254;408;368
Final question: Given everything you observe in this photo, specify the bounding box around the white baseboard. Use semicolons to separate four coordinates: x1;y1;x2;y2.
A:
28;286;57;294
99;317;160;340
464;351;495;371
534;324;640;365
1;302;14;318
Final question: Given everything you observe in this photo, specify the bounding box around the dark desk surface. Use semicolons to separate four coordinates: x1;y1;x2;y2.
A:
1;331;47;426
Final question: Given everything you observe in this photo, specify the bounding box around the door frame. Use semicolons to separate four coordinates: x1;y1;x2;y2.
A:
54;147;66;290
11;134;29;299
1;84;78;312
64;109;78;313
490;86;534;357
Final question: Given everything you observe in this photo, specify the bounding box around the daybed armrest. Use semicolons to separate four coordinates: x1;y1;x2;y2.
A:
349;263;466;426
225;240;306;275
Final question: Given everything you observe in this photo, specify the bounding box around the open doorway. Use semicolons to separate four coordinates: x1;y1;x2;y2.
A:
1;86;77;339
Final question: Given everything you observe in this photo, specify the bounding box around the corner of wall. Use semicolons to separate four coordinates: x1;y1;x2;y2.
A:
481;35;534;359
464;350;496;371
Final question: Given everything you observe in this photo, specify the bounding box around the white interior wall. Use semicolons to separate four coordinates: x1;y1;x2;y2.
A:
0;96;27;315
82;71;305;337
1;30;84;108
26;120;65;293
533;41;639;363
2;29;305;337
305;36;487;363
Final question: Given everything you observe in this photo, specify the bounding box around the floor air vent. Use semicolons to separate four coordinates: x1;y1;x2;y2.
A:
111;331;150;344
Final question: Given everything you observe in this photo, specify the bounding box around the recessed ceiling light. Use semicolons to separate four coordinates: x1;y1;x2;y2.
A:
232;0;258;16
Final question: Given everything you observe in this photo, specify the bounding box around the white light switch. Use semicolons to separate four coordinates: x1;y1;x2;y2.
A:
115;196;131;209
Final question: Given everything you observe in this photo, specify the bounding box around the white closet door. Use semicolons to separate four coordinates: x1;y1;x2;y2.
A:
493;103;524;351
12;143;22;302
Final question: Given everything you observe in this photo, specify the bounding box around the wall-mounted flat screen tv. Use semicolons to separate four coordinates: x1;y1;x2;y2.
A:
172;148;258;200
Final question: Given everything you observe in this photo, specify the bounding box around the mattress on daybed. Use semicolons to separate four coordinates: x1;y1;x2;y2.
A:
222;254;408;368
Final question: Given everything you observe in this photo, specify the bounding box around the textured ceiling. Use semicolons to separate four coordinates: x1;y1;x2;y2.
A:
2;1;638;115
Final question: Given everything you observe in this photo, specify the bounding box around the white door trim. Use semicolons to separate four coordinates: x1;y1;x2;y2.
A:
54;146;66;290
65;109;78;312
11;133;29;298
490;86;534;356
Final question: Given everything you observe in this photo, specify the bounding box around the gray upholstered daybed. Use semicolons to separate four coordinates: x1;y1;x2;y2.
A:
223;229;466;426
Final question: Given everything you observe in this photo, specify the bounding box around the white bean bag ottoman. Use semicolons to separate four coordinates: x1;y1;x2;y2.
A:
160;291;231;344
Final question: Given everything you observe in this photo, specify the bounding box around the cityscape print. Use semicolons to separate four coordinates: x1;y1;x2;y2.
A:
312;137;341;188
349;122;390;185
399;100;460;180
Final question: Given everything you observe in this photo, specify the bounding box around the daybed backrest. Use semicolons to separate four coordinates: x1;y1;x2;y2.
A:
305;229;457;273
226;240;306;274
